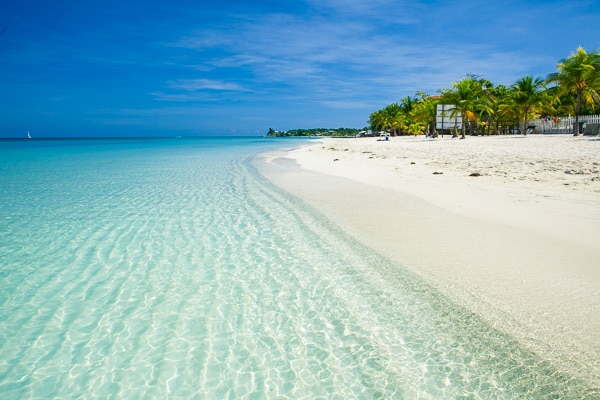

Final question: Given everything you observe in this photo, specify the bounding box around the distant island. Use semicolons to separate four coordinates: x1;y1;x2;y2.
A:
266;127;368;137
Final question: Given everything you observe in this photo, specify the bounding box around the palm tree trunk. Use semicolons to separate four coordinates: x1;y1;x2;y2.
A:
574;90;582;136
523;106;529;135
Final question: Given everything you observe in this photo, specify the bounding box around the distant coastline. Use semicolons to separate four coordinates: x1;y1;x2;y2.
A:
265;127;367;137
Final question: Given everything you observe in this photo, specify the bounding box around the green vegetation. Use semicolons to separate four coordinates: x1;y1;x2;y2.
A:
267;47;600;138
547;47;600;135
370;47;600;137
266;127;366;137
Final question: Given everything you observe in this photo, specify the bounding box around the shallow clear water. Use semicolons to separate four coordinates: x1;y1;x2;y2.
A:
0;137;592;399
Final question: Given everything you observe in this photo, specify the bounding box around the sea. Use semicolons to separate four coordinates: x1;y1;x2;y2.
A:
0;137;593;399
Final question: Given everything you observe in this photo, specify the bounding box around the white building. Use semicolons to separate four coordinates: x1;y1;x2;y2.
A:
436;104;462;132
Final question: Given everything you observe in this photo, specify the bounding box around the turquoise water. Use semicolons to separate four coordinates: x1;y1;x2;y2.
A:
0;137;591;399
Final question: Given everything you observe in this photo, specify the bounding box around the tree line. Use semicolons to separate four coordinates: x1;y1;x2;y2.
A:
266;127;364;137
369;47;600;137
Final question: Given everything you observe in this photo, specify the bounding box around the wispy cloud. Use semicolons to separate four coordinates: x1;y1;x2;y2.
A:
166;4;536;109
167;78;250;92
316;100;375;110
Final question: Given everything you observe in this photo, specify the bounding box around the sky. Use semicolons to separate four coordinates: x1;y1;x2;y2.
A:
1;0;599;138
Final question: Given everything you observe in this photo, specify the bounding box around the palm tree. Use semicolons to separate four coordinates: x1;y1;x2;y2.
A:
369;109;387;132
384;103;407;136
472;79;494;135
440;75;491;138
369;103;407;136
406;122;424;135
486;84;512;135
440;80;469;138
411;92;439;136
399;95;417;116
511;75;547;135
546;47;600;135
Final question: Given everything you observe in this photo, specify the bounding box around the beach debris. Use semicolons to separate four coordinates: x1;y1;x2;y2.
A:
433;171;443;175
564;168;598;175
469;172;482;177
333;158;339;161
410;162;416;164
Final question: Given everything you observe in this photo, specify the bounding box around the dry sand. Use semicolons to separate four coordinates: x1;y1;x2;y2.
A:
256;134;600;386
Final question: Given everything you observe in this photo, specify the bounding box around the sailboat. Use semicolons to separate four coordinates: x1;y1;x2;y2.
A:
27;130;31;139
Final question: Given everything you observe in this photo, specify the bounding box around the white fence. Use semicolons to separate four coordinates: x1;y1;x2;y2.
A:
531;114;600;134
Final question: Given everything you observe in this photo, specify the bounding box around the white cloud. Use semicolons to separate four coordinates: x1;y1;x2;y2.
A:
167;78;250;92
162;1;574;111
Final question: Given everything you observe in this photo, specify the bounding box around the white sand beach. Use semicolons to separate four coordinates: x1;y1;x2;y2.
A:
257;134;600;386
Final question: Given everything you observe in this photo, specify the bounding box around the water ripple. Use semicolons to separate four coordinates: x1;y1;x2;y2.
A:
0;139;593;399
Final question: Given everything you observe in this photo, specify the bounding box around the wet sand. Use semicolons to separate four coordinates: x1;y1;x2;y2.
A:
256;134;600;386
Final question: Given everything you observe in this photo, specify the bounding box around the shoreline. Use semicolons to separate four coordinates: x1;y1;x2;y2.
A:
255;134;600;386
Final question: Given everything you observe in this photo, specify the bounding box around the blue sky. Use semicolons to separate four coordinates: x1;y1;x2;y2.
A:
1;0;598;137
